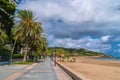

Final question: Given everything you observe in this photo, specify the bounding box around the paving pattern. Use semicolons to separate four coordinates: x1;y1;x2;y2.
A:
0;57;72;80
16;57;58;80
0;65;27;80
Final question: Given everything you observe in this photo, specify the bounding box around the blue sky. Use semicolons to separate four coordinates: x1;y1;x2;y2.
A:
17;0;120;57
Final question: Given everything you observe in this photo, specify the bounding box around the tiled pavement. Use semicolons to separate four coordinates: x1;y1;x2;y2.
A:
0;65;27;80
16;57;58;80
0;57;72;80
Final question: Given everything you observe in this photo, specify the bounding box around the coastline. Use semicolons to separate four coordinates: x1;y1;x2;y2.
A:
77;56;120;67
59;56;120;80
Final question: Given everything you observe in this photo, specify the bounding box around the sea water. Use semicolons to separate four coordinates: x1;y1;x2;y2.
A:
96;57;120;61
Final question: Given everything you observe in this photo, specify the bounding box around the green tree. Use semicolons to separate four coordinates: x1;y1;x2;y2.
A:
0;0;16;36
0;29;8;48
0;29;11;62
30;36;47;59
13;10;43;62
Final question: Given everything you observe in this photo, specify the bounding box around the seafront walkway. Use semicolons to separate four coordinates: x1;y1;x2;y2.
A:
0;64;27;80
0;57;72;80
16;57;58;80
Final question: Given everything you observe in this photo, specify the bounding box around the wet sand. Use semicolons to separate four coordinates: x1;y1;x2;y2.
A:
60;57;120;80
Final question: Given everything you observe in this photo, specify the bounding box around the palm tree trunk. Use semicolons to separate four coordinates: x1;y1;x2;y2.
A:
23;44;28;62
11;39;17;55
10;39;17;64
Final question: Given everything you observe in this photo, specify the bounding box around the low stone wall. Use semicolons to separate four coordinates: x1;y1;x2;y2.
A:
56;62;89;80
0;62;9;65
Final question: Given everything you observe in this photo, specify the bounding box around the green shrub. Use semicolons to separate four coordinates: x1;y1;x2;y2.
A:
72;57;76;62
0;48;11;61
13;61;34;65
69;57;76;62
12;54;24;59
65;52;71;58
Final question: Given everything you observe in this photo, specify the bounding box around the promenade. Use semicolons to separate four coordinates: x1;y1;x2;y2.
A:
0;57;72;80
16;57;58;80
0;64;27;80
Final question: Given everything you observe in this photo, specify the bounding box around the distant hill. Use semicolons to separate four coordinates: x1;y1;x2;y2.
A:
48;47;112;58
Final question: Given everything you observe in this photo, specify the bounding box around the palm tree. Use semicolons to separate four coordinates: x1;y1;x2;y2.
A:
13;10;43;62
40;37;47;56
29;35;47;59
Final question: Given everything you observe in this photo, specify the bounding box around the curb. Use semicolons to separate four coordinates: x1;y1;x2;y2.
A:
57;62;89;80
4;63;38;80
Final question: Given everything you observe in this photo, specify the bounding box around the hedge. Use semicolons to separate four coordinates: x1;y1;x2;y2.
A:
0;48;11;61
12;54;24;59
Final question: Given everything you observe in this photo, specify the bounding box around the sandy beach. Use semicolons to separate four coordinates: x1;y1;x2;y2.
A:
59;57;120;80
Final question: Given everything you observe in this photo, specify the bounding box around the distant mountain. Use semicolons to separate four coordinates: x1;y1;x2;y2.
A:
48;47;112;58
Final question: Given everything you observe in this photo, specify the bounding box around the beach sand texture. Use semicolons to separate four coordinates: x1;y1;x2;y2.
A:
60;57;120;80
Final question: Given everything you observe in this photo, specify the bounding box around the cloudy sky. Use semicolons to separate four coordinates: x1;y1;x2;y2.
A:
17;0;120;57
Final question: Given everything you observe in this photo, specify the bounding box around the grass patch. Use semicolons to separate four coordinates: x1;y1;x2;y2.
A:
13;60;35;65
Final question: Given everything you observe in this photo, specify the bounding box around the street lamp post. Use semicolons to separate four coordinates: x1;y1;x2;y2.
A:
54;47;56;66
9;53;12;64
10;43;13;64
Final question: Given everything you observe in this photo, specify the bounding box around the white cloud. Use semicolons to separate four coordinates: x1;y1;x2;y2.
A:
114;49;120;53
17;0;120;38
117;49;120;53
101;35;111;42
118;44;120;47
48;36;111;52
113;37;120;42
17;0;120;56
17;0;120;34
18;0;120;23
